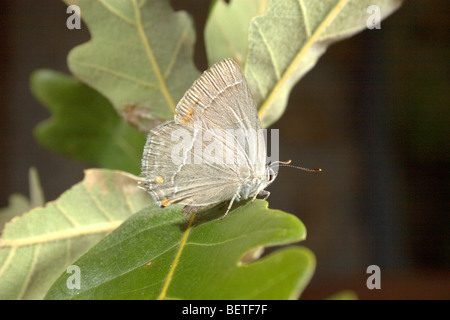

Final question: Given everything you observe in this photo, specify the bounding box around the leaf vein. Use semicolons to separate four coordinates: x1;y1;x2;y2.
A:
0;247;16;279
0;222;122;247
247;66;264;98
98;0;137;26
55;202;79;227
157;213;196;300
131;0;176;113
298;0;311;37
71;61;160;90
254;20;280;80
18;244;40;299
257;0;350;121
164;28;190;79
83;184;115;222
69;241;181;297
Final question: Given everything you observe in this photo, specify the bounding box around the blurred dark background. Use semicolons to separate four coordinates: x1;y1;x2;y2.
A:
0;0;448;299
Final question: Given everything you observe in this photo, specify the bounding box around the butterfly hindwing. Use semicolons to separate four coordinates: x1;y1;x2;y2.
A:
141;120;239;206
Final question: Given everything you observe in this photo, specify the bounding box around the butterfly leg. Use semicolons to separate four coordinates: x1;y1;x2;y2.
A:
220;193;239;220
260;190;270;201
251;190;270;203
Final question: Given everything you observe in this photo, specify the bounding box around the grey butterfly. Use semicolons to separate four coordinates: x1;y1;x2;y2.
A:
140;58;278;219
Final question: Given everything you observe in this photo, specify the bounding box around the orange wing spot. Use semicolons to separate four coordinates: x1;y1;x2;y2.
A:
180;109;194;123
180;116;189;123
161;198;171;207
156;176;164;184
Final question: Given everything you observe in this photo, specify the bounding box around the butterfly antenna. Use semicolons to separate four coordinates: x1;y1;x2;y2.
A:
271;160;322;173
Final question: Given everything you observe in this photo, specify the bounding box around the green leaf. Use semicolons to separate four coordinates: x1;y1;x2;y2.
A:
64;0;199;130
0;195;30;233
327;290;358;300
0;169;152;299
243;0;403;127
0;167;44;231
205;0;268;67
28;167;45;209
45;200;315;300
31;69;146;175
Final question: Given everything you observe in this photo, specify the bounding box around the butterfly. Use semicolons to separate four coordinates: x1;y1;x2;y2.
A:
140;58;314;219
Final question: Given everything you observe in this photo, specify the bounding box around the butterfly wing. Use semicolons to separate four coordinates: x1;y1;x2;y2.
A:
141;120;242;207
175;58;266;172
141;58;266;208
